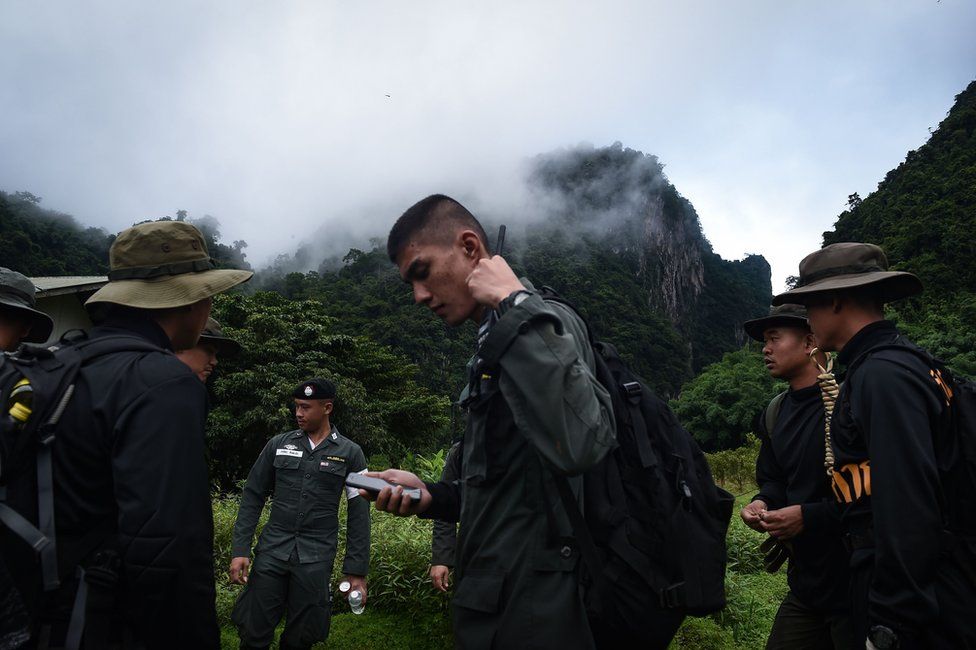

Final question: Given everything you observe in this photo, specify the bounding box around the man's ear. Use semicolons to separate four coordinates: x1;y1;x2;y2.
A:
831;295;844;315
804;332;818;353
459;230;486;260
323;400;334;415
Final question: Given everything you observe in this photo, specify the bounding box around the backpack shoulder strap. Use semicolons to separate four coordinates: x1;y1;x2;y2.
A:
763;391;789;436
538;286;596;344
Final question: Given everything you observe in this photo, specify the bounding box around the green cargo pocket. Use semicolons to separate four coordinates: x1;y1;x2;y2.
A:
452;573;504;613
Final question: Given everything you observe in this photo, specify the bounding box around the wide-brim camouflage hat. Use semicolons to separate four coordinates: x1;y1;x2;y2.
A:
0;267;54;343
743;304;809;342
86;221;253;309
772;242;922;306
198;317;242;357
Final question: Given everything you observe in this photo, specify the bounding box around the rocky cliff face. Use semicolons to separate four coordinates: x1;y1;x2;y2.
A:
527;142;770;371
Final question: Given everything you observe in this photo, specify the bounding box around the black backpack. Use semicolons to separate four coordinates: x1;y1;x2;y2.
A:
845;342;976;534
539;288;735;647
0;332;164;649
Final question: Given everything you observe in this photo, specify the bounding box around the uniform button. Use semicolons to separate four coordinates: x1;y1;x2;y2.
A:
305;473;311;478
518;321;530;334
299;512;305;517
560;545;572;559
302;493;307;498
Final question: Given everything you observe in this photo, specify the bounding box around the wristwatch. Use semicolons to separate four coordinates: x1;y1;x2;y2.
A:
497;289;532;316
867;625;899;649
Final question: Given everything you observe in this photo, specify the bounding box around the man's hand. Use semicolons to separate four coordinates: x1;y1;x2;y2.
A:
466;255;526;309
761;505;804;540
358;469;432;516
343;574;367;604
229;556;251;585
740;499;768;532
429;565;451;592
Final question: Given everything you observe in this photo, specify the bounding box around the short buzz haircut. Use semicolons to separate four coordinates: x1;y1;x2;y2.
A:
387;194;490;263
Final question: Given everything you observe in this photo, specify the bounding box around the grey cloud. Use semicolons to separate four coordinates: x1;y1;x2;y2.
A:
1;1;974;289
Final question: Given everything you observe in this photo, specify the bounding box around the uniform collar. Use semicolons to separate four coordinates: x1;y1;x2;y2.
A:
290;425;340;452
837;320;899;367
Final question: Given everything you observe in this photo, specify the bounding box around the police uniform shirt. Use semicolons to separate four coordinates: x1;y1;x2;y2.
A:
231;426;370;575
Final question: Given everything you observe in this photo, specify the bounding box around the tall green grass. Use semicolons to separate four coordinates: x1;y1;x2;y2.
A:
214;445;785;649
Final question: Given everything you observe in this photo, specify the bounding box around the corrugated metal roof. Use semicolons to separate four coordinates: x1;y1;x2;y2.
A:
31;276;108;296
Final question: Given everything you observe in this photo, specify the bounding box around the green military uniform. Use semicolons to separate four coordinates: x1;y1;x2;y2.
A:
231;425;370;650
425;281;616;649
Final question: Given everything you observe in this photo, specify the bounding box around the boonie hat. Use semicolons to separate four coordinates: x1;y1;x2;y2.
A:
0;267;55;343
293;378;337;400
86;221;253;309
198;317;242;357
743;304;809;342
772;242;922;306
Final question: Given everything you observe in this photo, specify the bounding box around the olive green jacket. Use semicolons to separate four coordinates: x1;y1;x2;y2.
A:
426;284;616;649
231;426;370;575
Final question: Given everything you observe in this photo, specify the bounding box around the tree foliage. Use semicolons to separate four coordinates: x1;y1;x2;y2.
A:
823;79;976;377
671;347;785;451
207;291;450;489
0;191;112;275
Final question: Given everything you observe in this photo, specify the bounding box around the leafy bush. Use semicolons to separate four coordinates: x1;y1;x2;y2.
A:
672;347;785;451
398;448;448;483
705;435;762;494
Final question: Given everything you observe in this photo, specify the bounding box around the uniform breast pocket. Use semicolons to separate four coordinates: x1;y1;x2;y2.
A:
317;459;347;485
273;454;303;489
273;455;302;470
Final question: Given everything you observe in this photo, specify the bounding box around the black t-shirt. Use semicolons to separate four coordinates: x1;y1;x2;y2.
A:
754;383;849;613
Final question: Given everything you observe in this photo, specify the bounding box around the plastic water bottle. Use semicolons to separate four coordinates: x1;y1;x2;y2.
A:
348;590;365;615
339;581;365;615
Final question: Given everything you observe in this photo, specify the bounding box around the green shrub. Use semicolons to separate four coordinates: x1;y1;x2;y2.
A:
705;435;761;495
398;448;448;483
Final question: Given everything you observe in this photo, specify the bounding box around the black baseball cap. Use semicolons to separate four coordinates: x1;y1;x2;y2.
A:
293;378;336;400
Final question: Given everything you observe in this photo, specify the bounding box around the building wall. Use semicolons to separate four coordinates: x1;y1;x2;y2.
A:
36;293;94;344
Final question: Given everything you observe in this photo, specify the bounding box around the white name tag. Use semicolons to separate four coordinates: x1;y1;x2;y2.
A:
276;448;303;458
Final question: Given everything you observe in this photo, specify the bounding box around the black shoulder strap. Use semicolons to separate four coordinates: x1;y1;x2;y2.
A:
538;286;596;344
763;391;788;436
846;341;937;376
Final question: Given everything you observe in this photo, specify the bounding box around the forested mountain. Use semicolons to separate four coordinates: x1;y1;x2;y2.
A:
0;194;251;274
265;143;772;399
824;80;976;376
0;191;112;275
675;78;976;453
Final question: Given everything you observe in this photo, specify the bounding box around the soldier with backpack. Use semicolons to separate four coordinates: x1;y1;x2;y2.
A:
0;268;55;649
773;242;976;649
360;194;732;649
0;220;252;648
740;304;851;649
0;267;54;351
360;194;615;649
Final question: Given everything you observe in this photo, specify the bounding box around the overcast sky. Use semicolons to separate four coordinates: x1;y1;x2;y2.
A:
1;1;973;290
